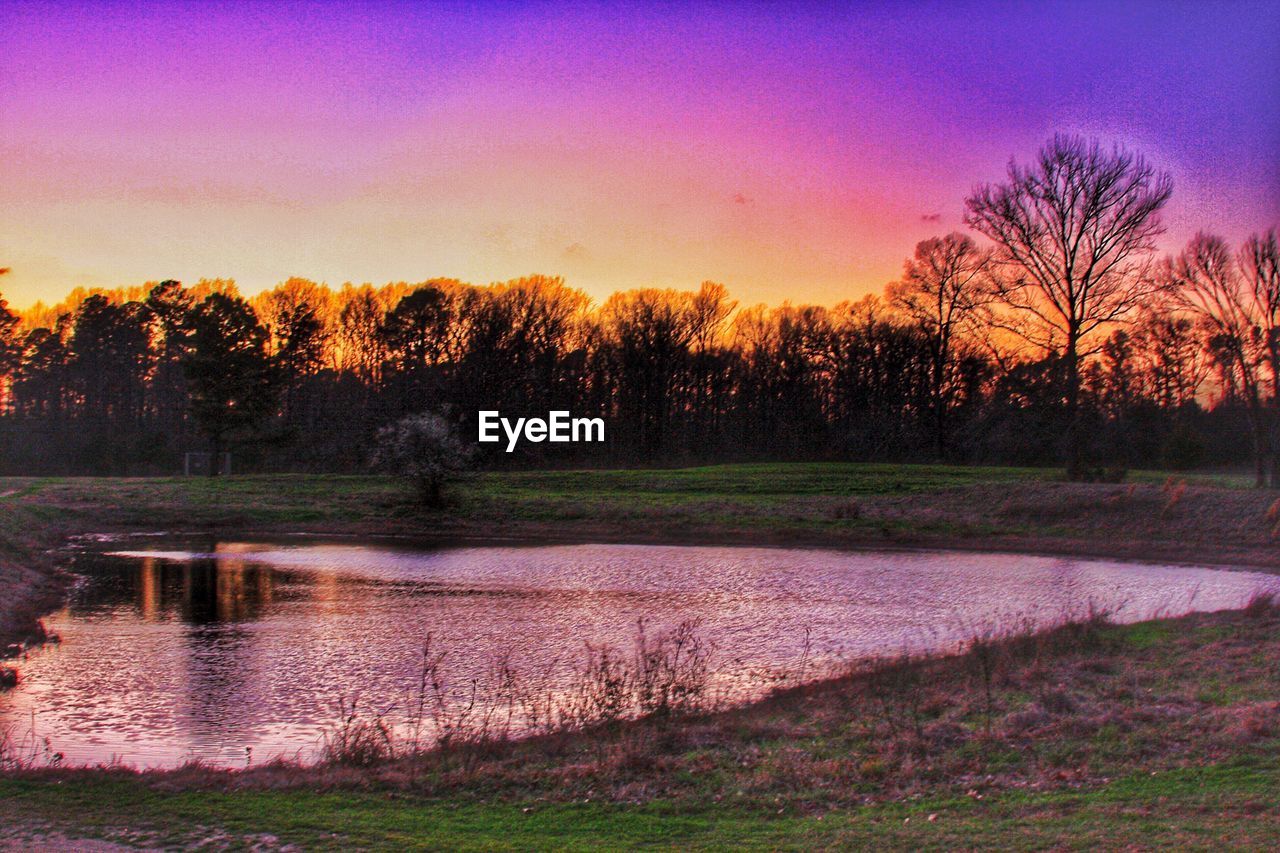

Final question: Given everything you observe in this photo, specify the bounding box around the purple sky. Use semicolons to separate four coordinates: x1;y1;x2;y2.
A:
1;0;1277;307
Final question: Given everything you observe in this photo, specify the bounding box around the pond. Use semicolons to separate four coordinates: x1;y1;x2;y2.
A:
3;540;1276;769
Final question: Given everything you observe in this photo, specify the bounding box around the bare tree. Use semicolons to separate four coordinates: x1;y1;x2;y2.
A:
1243;229;1280;435
1129;308;1209;411
688;281;736;354
965;134;1173;477
887;233;992;457
1168;230;1280;487
336;284;389;384
598;288;696;458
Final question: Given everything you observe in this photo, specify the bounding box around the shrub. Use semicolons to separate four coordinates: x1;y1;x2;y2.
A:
372;412;473;507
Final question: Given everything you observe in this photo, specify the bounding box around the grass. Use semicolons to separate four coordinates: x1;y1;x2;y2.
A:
0;462;1269;567
1;462;1277;848
474;462;1050;497
2;607;1279;849
1;758;1277;850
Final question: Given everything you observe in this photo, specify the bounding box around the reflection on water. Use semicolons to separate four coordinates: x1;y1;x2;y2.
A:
3;541;1277;769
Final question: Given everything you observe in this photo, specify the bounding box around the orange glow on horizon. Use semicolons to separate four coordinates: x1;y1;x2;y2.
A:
1;3;1276;312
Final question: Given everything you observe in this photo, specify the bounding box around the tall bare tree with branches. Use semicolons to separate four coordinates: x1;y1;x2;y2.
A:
965;134;1173;477
887;233;992;457
1168;230;1280;487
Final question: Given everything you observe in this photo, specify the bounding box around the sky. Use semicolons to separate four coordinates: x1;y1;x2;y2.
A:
1;0;1278;309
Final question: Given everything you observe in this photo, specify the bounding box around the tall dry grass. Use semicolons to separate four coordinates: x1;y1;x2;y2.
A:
0;711;63;771
319;618;717;767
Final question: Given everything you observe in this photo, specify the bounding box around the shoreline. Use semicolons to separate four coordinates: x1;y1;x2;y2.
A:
5;594;1278;775
82;522;1280;574
2;467;1278;847
1;603;1277;848
3;465;1278;647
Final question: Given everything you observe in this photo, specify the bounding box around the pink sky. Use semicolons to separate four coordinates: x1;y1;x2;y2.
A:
1;1;1277;309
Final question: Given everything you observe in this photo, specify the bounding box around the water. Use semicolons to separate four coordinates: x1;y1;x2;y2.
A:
3;539;1276;769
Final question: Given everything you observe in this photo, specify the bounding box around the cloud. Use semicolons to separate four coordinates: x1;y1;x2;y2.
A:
921;212;942;223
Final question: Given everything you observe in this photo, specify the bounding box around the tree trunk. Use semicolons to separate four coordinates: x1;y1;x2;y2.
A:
1245;400;1267;488
1253;434;1266;489
1270;353;1280;489
1267;406;1280;489
1063;330;1084;480
932;343;947;460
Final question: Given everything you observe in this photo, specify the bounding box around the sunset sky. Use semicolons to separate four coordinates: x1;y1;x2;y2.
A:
1;0;1277;309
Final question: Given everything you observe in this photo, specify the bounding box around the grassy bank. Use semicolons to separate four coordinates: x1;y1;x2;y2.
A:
2;760;1278;850
2;605;1278;849
1;464;1278;848
0;462;1273;573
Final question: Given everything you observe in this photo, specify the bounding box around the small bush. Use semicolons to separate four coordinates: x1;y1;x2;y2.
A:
372;412;473;507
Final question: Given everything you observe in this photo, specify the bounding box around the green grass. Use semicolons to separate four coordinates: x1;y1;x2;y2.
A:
1120;620;1176;650
473;462;1251;520
476;462;1050;497
0;462;1256;537
0;462;1275;847
1;758;1275;850
1;461;1273;588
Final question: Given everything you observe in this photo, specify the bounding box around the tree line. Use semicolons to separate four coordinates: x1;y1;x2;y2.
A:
0;135;1276;484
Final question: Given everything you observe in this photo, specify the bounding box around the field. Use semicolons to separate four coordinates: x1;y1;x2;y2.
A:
0;462;1270;569
1;760;1278;849
1;463;1278;849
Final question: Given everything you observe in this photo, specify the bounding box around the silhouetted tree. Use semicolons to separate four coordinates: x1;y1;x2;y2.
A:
1129;309;1208;411
260;278;331;378
966;134;1173;477
336;284;388;384
182;293;277;475
887;233;992;457
382;284;455;372
686;281;736;450
827;297;933;457
597;289;695;458
1168;231;1280;486
2;145;1274;478
457;276;587;443
0;274;19;401
68;295;152;421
